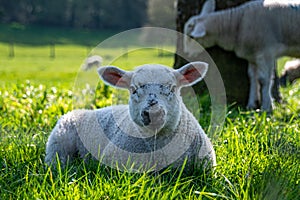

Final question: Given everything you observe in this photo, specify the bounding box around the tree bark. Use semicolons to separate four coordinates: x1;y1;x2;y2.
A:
174;0;280;107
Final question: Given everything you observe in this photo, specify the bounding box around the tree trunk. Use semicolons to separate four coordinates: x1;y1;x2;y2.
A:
174;0;281;107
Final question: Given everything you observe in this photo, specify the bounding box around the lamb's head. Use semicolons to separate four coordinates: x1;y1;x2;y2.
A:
184;0;216;57
98;62;208;133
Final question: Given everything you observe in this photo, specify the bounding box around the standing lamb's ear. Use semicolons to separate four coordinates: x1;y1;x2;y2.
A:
98;66;132;89
175;62;208;87
200;0;216;16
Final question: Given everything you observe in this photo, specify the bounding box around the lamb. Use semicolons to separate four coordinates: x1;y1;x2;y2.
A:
184;0;300;112
45;62;216;173
280;59;300;86
81;55;103;71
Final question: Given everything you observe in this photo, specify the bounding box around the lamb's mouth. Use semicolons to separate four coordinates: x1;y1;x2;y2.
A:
146;120;165;132
141;106;166;132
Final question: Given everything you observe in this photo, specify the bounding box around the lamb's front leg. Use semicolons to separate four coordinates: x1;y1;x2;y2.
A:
197;133;216;168
257;59;274;112
271;65;282;103
247;63;260;109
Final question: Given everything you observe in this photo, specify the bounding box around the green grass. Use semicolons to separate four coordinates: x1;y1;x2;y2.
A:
0;43;174;88
1;79;299;199
0;24;299;199
0;23;174;87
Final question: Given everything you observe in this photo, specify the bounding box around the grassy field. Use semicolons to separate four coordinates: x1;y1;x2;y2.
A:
0;24;299;199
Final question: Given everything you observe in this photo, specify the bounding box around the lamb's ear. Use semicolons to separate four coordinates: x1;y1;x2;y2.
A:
200;0;216;16
98;66;132;89
175;62;208;87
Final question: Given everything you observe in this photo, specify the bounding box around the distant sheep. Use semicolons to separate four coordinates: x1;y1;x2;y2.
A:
45;62;216;172
81;55;103;71
280;59;300;86
184;0;300;112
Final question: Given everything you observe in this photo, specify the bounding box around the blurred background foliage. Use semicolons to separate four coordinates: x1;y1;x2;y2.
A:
0;0;175;30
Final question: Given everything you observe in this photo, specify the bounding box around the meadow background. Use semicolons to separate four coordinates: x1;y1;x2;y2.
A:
0;1;300;199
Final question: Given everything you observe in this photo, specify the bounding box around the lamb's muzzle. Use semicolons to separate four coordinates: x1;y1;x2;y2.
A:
141;104;166;129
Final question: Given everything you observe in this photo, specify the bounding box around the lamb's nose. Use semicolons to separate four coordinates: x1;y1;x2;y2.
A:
149;99;158;106
148;93;158;106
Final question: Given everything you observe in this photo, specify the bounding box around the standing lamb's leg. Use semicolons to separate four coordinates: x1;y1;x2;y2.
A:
256;58;274;112
247;63;260;109
271;63;282;103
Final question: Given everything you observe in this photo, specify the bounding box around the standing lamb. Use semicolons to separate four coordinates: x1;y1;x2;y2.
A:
184;0;300;112
280;59;300;86
45;62;216;173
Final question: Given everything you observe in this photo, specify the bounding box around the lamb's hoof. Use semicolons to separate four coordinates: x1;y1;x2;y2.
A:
246;103;258;110
273;94;282;103
260;106;273;114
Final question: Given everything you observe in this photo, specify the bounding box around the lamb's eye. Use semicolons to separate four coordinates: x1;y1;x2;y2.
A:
170;85;176;93
188;24;194;29
130;86;137;94
164;85;176;96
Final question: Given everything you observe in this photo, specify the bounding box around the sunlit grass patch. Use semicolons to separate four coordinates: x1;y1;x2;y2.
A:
1;79;299;199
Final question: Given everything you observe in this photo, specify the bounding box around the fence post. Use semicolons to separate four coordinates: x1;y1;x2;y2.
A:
50;43;55;59
9;42;14;58
158;47;164;57
123;45;128;59
86;45;92;56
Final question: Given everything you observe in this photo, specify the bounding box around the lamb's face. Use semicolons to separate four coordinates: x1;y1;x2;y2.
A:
184;16;215;56
184;17;203;57
184;0;217;56
128;65;181;132
184;17;198;38
190;18;216;48
98;62;208;133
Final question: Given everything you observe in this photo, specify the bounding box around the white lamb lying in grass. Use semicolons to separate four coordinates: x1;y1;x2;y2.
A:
280;59;300;86
184;0;300;112
45;62;216;172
